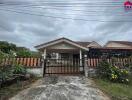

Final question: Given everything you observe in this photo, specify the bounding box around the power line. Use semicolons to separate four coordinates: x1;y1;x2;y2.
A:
21;6;132;14
2;6;132;16
0;2;130;16
0;4;123;8
0;2;124;7
0;8;131;22
0;3;127;15
0;5;124;13
0;2;123;5
0;1;123;3
1;3;131;16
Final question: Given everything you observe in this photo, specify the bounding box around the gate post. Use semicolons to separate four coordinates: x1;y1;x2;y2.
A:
43;59;46;77
84;55;89;77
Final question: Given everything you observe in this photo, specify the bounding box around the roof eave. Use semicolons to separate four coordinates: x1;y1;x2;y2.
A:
35;38;89;51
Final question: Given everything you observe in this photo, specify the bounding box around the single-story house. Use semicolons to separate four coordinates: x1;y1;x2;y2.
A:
87;41;132;58
33;39;132;76
35;37;101;60
35;39;132;59
35;37;101;75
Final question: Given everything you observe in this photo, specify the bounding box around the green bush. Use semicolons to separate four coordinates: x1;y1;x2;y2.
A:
0;64;27;87
98;60;129;84
0;65;13;83
13;64;26;75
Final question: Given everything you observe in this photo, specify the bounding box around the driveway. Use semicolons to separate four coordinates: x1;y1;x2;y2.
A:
10;76;110;100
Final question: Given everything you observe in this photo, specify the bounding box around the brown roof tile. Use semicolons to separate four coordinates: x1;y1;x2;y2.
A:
75;41;91;47
108;41;132;47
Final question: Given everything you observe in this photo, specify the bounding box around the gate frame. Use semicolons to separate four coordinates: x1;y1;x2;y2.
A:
43;58;84;76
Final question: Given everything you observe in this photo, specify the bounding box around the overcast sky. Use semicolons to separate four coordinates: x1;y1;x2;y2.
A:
0;0;132;50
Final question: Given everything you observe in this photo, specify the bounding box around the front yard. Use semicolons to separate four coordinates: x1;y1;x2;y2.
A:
0;76;39;100
94;77;132;100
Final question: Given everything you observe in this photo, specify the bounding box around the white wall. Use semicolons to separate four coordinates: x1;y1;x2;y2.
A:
27;68;43;77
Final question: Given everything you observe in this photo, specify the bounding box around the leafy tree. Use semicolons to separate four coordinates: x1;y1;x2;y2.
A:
30;51;41;57
0;51;8;58
16;50;32;57
0;41;17;53
0;41;41;58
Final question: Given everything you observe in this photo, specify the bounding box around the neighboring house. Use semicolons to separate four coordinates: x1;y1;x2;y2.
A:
35;37;101;61
104;41;132;49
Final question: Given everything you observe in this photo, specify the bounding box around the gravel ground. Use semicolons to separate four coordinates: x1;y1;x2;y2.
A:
10;76;110;100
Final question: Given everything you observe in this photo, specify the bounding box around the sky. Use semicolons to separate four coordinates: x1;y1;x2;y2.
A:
0;0;132;50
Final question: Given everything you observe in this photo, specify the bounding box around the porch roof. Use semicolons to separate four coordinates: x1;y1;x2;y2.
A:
35;37;89;51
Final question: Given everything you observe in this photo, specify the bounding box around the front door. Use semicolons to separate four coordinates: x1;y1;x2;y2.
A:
73;54;79;60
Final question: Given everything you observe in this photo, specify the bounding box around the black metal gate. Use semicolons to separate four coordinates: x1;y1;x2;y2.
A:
43;59;84;75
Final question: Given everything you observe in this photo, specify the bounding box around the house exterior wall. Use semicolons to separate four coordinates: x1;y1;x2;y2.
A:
46;42;80;59
48;42;77;50
105;42;132;48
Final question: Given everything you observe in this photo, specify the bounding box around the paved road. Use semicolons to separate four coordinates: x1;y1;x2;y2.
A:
10;76;110;100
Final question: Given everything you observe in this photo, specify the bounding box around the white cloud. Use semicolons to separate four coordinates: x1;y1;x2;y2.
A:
0;0;132;50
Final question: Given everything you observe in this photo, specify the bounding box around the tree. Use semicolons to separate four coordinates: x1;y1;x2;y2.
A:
16;50;32;57
0;41;17;53
0;41;41;58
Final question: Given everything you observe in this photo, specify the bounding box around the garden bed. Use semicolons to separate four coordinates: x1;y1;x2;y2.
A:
0;76;39;100
94;77;132;100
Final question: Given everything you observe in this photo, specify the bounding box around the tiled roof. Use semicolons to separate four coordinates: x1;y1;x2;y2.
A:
75;41;91;47
35;37;101;49
107;41;132;47
35;37;90;50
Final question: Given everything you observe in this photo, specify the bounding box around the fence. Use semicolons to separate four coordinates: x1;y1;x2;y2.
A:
86;57;132;68
0;58;42;68
1;57;132;69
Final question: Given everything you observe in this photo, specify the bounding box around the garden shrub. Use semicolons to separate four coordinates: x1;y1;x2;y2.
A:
0;65;13;84
97;60;112;78
13;64;26;75
0;63;27;87
98;60;129;84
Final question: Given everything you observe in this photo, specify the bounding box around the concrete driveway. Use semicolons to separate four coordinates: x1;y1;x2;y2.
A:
10;76;110;100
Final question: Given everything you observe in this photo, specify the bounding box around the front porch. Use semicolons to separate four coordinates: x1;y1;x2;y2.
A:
35;38;89;75
42;47;86;75
43;49;84;65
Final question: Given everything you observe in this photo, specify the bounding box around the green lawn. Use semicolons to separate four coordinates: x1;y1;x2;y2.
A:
94;77;132;100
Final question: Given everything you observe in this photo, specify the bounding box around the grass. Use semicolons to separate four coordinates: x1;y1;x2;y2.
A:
94;76;132;100
0;77;39;100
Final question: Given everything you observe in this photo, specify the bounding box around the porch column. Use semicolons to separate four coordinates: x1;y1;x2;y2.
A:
43;48;46;59
80;49;82;66
56;53;59;59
